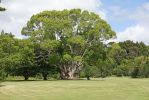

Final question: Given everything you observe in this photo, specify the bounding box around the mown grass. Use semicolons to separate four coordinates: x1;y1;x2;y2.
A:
0;77;149;100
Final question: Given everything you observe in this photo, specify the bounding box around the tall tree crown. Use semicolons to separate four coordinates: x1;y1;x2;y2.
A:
22;9;116;42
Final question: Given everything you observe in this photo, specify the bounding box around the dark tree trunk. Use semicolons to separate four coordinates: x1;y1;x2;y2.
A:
131;67;139;78
43;75;48;80
24;76;29;80
87;76;90;80
23;71;29;81
23;74;29;80
100;67;103;78
42;73;48;80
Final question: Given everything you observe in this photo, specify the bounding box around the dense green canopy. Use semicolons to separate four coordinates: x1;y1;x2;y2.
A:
1;9;149;80
22;9;116;79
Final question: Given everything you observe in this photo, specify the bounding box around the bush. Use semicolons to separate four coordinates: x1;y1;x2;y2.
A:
0;70;7;80
35;73;43;79
49;73;60;80
113;67;123;77
131;67;139;78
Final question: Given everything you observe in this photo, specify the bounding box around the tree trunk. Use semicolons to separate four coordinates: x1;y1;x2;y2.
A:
87;76;90;80
59;61;82;80
43;76;48;80
60;71;75;80
100;67;103;78
24;76;29;80
23;71;29;81
42;73;48;80
23;74;29;80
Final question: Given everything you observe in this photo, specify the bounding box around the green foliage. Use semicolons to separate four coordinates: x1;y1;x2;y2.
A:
48;53;60;65
0;69;7;80
80;63;97;80
2;9;149;80
40;40;60;51
107;41;149;78
21;9;115;79
130;56;149;78
113;59;131;77
62;54;72;62
73;56;82;62
67;36;85;47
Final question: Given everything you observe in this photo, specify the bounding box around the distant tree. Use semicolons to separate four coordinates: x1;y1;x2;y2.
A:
131;56;149;78
113;59;132;77
107;41;149;77
108;43;127;65
119;40;149;59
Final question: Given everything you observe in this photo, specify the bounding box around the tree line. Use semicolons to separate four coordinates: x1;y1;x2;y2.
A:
0;9;149;80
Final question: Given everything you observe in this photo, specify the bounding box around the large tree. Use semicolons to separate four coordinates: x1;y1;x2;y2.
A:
22;9;116;79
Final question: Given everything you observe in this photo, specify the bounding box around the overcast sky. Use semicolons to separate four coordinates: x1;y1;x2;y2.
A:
0;0;149;44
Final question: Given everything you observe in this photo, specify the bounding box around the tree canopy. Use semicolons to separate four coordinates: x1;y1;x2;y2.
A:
21;9;116;79
1;9;149;80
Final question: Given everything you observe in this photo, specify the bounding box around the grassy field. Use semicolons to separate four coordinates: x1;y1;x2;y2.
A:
0;77;149;100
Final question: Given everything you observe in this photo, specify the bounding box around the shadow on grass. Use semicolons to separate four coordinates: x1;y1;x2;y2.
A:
1;78;107;82
0;84;5;87
3;80;59;82
0;81;5;87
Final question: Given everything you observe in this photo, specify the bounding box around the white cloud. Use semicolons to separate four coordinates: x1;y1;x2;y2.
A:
117;24;149;44
114;2;149;44
0;0;104;38
107;2;149;22
143;2;149;10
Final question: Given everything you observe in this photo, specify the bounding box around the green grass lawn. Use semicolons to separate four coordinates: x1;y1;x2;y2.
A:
0;77;149;100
